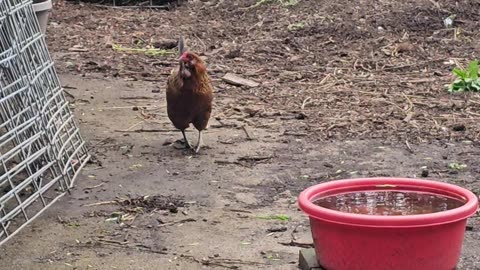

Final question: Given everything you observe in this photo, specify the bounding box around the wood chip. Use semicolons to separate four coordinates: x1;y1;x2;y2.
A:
222;73;259;88
403;112;414;122
68;47;89;52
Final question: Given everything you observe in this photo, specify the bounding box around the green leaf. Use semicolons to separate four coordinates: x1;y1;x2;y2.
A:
257;214;291;221
467;60;479;79
449;80;465;92
449;162;467;170
471;83;480;91
453;68;467;79
288;22;305;31
447;60;480;93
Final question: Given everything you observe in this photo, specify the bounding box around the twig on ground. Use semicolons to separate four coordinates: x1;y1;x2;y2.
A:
278;240;314;248
83;200;117;207
157;218;196;227
242;125;254;140
83;183;105;191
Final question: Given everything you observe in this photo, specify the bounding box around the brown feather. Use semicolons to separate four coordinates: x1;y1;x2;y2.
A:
166;52;213;133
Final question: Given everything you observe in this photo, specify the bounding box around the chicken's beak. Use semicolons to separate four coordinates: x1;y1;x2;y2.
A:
178;54;189;62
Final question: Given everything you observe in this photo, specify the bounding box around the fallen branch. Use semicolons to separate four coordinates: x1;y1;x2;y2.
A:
63;90;76;100
98;239;128;245
181;254;266;269
405;139;414;153
241;125;254;140
379;58;444;72
278;240;314;248
83;200;117;207
237;155;274;162
301;97;312;110
215;160;248;167
225;208;253;214
157;218;196;227
83;183;105;191
74;240;168;255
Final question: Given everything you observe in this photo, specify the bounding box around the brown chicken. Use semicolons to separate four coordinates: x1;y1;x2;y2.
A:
166;37;213;153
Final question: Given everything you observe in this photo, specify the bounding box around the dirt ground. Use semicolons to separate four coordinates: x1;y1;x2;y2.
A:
1;0;480;269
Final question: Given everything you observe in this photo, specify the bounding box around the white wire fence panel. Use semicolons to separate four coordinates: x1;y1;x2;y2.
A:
0;0;89;245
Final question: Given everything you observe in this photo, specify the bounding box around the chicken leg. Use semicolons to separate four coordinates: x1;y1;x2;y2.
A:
181;129;192;149
194;130;203;153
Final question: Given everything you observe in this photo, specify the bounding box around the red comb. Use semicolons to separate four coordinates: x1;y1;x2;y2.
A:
180;52;189;59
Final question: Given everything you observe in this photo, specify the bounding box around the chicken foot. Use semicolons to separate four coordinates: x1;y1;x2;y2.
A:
194;130;203;153
180;129;192;149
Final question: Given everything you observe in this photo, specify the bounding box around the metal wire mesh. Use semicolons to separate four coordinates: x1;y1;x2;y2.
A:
0;0;89;245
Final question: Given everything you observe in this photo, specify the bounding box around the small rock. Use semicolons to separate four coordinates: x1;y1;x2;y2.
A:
151;38;177;49
296;113;307;120
279;190;293;198
267;226;288;233
235;193;258;205
421;169;429;177
299;248;322;270
396;42;415;53
225;49;241;59
97;252;107;257
162;140;173;146
452;124;466;132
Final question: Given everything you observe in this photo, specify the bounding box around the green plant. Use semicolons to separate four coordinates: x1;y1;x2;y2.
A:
257;214;291;221
250;0;298;8
288;22;305;31
448;162;467;170
112;43;174;57
448;60;480;92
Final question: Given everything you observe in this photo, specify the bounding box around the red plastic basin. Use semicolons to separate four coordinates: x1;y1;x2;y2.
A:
298;178;479;270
